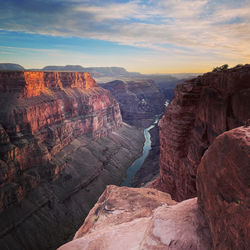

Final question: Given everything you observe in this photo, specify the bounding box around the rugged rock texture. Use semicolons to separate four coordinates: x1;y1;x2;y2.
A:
101;80;166;128
197;126;250;250
59;185;212;250
0;71;144;249
152;65;250;201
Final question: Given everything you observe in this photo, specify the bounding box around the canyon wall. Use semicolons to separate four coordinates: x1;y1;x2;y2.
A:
0;71;144;249
152;65;250;201
101;80;166;128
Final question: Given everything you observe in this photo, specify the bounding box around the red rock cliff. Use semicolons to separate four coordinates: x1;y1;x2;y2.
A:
0;71;97;97
0;71;122;212
0;71;146;249
197;126;250;250
152;65;250;201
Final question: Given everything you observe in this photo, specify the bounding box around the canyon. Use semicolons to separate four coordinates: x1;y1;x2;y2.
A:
0;65;249;250
101;80;176;186
60;65;249;250
0;71;144;249
101;79;167;128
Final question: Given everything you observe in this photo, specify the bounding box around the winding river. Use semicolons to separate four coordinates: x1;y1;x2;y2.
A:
121;100;169;187
121;116;160;187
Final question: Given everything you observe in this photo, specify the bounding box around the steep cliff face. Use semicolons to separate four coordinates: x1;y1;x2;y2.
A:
101;80;166;128
197;126;250;250
59;186;212;250
0;71;144;249
152;65;250;201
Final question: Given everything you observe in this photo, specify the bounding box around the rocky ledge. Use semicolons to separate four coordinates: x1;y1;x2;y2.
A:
59;185;212;250
0;71;144;249
151;65;250;201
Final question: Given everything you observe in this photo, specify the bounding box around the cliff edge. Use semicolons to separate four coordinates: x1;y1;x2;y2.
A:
59;186;212;250
151;65;250;201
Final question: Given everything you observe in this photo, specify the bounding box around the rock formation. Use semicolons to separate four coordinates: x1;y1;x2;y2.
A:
59;185;212;250
152;65;250;201
197;126;250;250
0;71;144;249
101;80;166;128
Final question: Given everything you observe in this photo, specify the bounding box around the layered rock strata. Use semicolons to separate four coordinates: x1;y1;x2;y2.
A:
59;185;212;250
152;65;250;201
197;126;250;250
0;71;144;249
101;80;166;128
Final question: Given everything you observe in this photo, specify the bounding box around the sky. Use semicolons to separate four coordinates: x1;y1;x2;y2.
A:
0;0;249;73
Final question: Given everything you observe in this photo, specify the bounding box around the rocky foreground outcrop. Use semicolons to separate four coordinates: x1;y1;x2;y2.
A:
152;65;250;201
0;71;144;249
59;186;212;250
197;126;250;250
59;126;249;250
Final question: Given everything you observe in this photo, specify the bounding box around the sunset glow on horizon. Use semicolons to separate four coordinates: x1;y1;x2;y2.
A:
0;0;249;73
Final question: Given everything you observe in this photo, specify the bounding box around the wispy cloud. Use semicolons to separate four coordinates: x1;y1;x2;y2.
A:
0;0;249;71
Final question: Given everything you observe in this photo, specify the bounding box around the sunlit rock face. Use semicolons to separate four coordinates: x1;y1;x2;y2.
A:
151;65;250;201
0;71;97;97
0;71;145;249
59;185;212;250
197;126;250;250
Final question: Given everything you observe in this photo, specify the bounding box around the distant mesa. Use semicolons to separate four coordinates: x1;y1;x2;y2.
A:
0;63;198;82
42;65;142;78
42;65;86;72
0;63;25;71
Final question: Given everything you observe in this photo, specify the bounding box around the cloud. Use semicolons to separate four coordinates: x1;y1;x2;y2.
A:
0;0;250;62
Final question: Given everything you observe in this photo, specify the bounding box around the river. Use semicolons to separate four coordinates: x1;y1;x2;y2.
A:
121;100;169;187
121;116;160;187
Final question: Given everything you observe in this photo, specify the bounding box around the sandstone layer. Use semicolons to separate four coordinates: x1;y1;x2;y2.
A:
197;126;250;250
59;185;212;250
152;65;250;201
0;71;144;249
